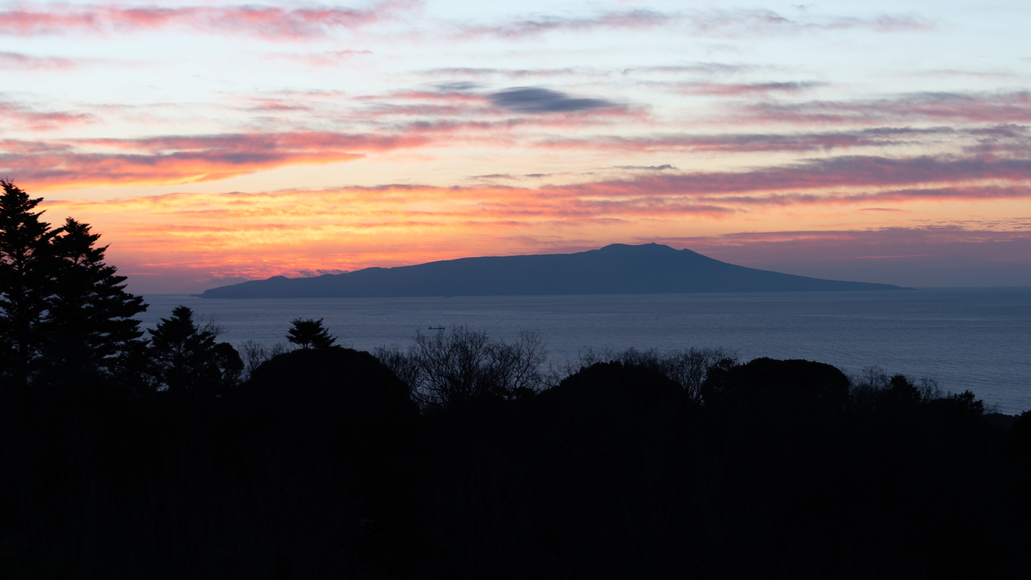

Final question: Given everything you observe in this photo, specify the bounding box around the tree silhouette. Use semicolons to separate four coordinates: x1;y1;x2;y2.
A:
286;318;337;350
41;218;147;381
381;326;547;408
0;180;55;386
1;181;148;388
149;306;241;395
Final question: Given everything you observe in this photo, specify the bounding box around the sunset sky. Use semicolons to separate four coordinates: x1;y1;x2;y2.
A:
4;0;1031;293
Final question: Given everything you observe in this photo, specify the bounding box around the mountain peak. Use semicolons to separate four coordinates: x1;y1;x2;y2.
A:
596;242;676;253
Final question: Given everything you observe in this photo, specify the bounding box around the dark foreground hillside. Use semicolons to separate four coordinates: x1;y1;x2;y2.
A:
3;179;1020;579
2;347;1031;579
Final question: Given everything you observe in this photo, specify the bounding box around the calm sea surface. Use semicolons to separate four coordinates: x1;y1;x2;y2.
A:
140;288;1031;414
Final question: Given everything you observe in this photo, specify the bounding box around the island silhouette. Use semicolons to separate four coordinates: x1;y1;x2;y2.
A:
201;243;907;298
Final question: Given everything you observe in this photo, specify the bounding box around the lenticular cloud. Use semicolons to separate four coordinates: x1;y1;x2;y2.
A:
489;87;617;114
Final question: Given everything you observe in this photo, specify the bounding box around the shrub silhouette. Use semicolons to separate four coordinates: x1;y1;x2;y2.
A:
239;339;288;380
887;373;922;403
243;346;419;451
573;346;737;400
701;356;850;410
237;347;422;569
542;360;683;408
1003;410;1031;461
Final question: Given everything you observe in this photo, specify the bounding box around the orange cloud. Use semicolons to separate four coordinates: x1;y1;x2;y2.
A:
1;131;431;190
37;157;1031;293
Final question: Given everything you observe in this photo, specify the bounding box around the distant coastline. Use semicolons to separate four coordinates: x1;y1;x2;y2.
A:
201;243;909;299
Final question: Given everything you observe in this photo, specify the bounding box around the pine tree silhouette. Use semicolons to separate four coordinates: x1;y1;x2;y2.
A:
286;318;337;350
149;306;241;395
1;181;148;388
43;218;147;380
0;180;58;386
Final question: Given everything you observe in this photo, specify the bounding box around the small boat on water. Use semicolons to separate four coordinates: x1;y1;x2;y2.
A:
428;326;446;331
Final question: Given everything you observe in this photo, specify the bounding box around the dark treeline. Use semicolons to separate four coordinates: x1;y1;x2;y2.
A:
3;180;1031;579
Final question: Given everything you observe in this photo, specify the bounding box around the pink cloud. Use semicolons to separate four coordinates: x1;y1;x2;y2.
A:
0;50;84;70
78;132;424;152
0;1;413;39
271;49;373;67
0;99;93;130
1;131;431;189
7;115;1030;206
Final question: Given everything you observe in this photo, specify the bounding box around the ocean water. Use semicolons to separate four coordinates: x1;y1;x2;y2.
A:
139;288;1031;415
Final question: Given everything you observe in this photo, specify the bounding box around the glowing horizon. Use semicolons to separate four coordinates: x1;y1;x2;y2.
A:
4;0;1031;292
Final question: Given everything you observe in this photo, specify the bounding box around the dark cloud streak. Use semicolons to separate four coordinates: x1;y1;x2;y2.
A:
741;91;1031;125
544;127;958;153
489;87;618;114
677;81;823;95
621;63;759;76
562;155;1031;197
458;8;931;40
461;9;669;39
